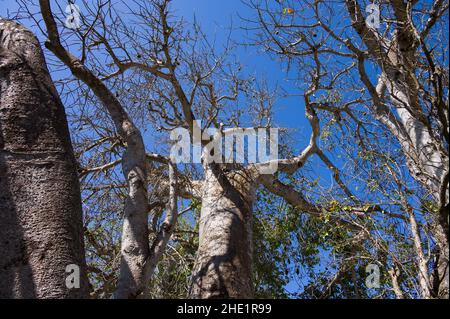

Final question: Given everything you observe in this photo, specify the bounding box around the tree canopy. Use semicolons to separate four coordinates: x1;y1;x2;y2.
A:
0;0;448;299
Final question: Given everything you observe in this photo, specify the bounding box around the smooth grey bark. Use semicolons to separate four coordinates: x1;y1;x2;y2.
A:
189;164;256;298
0;19;88;298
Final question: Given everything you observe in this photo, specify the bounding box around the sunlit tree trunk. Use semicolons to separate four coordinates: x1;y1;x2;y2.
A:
0;19;88;298
189;164;255;298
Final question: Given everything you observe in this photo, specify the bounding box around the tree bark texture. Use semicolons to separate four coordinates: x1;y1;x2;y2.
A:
189;165;256;298
0;19;88;298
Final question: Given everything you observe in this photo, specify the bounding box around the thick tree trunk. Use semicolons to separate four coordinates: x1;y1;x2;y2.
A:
189;165;255;298
0;19;88;298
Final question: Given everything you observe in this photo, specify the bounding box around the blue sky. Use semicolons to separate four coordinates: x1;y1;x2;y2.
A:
170;0;310;137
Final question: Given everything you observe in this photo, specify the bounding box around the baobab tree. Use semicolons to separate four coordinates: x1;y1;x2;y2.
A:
0;18;88;298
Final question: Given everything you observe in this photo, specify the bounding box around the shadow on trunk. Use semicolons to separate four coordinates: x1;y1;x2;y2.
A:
189;165;255;298
0;140;37;298
0;19;88;298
